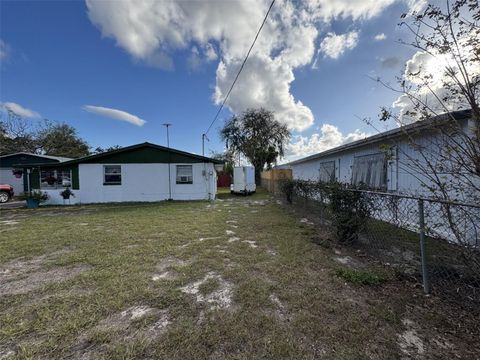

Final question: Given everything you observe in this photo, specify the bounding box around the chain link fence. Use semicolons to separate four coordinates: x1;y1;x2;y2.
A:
275;181;480;305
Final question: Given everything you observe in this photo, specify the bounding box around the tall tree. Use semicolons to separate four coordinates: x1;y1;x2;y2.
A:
36;122;90;158
0;110;37;155
210;149;236;176
220;108;290;182
92;145;123;154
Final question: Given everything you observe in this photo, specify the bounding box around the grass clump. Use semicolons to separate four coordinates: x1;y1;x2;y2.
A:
335;268;386;286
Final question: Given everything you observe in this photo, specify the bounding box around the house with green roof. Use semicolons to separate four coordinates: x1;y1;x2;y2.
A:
0;152;72;195
17;142;223;205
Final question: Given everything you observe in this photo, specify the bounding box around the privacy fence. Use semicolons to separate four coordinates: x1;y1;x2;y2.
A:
270;180;480;305
260;169;292;194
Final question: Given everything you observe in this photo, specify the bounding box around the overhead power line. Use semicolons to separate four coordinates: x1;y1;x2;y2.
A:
204;0;276;136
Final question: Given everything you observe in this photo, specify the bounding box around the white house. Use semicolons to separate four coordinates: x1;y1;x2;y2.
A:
0;152;71;195
285;110;479;245
18;142;223;205
286;110;476;199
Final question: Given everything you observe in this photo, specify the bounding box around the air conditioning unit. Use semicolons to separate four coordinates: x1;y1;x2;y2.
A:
180;176;189;182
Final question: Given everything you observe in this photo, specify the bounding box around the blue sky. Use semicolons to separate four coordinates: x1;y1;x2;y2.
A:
0;0;421;160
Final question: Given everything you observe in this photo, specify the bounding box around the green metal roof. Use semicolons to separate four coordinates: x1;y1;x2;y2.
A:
1;152;71;168
16;142;223;168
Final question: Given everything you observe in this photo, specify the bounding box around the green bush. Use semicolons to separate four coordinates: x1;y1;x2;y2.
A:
280;179;295;203
326;182;371;243
18;190;49;202
280;180;371;243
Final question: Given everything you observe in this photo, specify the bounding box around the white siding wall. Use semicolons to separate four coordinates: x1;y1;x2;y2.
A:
291;143;398;190
290;128;474;198
40;163;216;205
0;168;24;194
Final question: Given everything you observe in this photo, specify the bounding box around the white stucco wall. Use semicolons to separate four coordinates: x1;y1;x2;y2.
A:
39;162;217;205
0;168;24;195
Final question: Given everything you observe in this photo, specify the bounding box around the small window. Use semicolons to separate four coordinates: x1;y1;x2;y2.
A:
351;153;387;190
104;165;121;185
176;165;193;184
319;161;335;183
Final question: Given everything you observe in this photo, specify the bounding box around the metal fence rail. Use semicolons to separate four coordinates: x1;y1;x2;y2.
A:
275;182;480;304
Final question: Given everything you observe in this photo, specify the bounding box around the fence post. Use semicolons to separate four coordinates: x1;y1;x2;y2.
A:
418;199;430;294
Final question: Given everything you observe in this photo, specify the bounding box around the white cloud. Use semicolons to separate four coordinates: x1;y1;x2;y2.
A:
204;43;218;61
305;0;396;21
188;43;218;71
86;0;397;132
319;31;359;59
215;55;315;131
374;33;387;41
1;102;41;118
286;124;368;160
393;47;480;123
83;105;146;126
405;0;428;14
0;40;10;62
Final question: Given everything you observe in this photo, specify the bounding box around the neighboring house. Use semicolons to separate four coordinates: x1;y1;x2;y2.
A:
286;110;475;198
0;152;71;195
285;110;479;245
18;142;223;205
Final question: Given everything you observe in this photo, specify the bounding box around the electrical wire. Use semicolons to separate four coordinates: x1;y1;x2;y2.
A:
204;0;276;135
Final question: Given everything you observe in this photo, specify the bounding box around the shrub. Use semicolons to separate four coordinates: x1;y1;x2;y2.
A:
60;188;75;199
18;190;49;202
280;179;371;243
280;179;295;204
325;182;371;243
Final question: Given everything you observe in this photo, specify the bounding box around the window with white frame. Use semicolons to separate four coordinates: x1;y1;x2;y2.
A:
103;165;121;185
176;165;193;184
319;161;336;183
40;169;72;189
351;153;387;190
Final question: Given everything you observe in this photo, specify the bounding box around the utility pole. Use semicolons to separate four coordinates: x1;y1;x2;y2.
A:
202;133;209;156
163;123;172;200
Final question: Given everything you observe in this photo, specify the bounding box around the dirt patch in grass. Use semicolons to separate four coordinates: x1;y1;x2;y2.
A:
0;249;71;280
197;236;223;242
73;305;171;359
333;255;365;268
0;249;89;297
0;220;19;226
0;264;91;296
268;294;289;321
152;256;190;281
180;272;234;310
98;306;156;330
300;218;314;225
397;319;425;358
242;240;258;248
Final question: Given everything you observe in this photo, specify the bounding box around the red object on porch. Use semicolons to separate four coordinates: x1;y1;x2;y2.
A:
217;174;232;188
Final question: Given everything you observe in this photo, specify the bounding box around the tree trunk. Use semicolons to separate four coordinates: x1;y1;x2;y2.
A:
254;163;263;186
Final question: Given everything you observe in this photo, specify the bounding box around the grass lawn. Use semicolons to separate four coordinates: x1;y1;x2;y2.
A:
0;189;478;359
